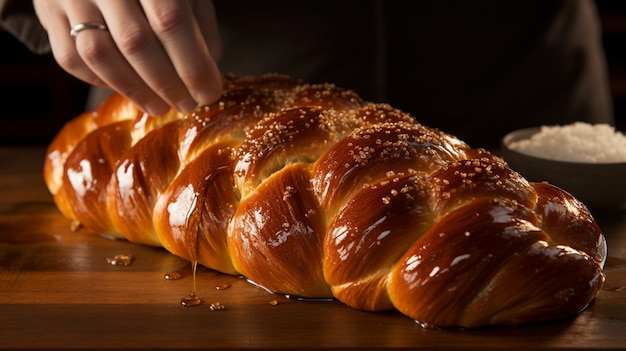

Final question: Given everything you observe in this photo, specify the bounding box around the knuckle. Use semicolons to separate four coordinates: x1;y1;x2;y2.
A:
116;26;152;55
75;41;109;65
150;5;188;34
54;51;83;73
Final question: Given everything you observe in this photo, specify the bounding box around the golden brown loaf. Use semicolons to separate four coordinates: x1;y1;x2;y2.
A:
44;74;606;328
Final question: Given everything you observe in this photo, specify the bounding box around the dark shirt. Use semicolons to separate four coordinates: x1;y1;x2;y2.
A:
215;0;614;148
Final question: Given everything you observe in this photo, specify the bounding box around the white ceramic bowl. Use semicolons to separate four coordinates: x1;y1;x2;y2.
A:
501;127;626;215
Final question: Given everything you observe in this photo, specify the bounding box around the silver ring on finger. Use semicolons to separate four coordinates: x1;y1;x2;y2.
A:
70;22;109;39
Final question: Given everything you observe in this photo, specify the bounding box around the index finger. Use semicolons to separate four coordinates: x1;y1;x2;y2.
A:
140;0;223;106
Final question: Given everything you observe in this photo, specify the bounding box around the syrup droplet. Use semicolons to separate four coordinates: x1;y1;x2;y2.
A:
164;271;182;280
70;220;82;232
180;260;202;307
415;320;438;329
106;254;134;266
180;292;202;307
269;300;279;306
215;282;231;290
209;302;226;311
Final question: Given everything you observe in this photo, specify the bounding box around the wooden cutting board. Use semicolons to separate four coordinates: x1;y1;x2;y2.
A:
1;146;625;349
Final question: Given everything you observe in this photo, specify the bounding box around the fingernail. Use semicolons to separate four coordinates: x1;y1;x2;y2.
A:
176;97;198;113
195;88;221;106
145;100;170;116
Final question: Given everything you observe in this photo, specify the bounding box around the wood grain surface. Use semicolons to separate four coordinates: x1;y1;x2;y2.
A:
1;146;625;350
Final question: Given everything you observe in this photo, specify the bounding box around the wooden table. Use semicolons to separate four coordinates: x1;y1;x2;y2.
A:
1;146;625;350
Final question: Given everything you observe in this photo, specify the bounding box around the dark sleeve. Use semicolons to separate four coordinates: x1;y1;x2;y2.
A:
0;0;50;54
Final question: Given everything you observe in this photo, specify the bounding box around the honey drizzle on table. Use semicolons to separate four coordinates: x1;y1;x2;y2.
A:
180;260;202;306
163;270;183;280
180;189;203;307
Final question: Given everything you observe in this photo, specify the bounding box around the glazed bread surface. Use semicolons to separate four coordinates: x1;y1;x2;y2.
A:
44;74;606;328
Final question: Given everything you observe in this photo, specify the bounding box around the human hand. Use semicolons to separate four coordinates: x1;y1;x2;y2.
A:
34;0;223;116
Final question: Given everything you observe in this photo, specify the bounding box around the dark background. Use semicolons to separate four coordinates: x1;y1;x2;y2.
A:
0;0;624;146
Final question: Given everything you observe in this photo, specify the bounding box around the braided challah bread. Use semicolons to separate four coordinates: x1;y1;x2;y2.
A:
44;74;606;328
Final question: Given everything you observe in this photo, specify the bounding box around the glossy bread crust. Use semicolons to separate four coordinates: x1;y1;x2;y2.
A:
44;74;606;328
